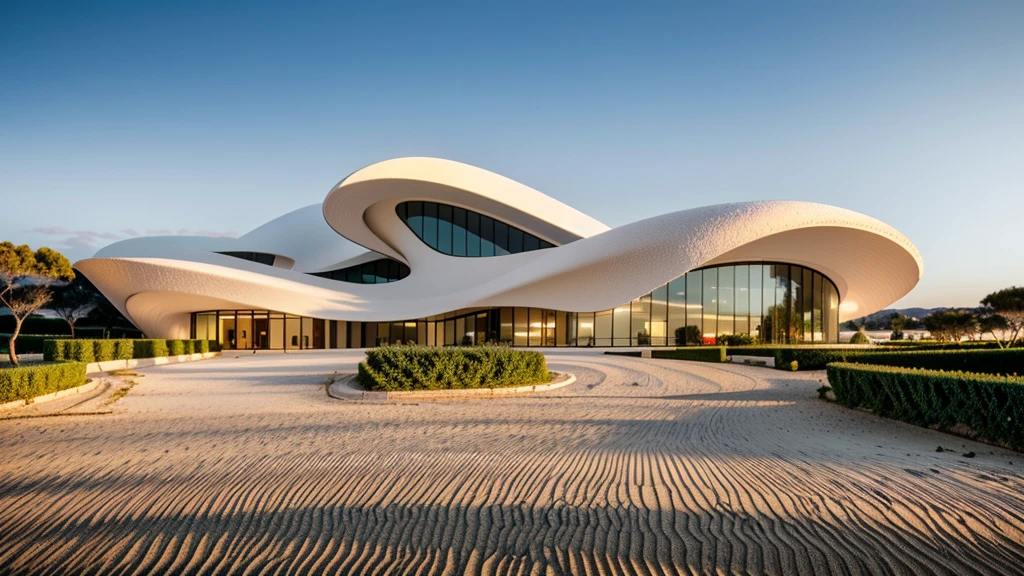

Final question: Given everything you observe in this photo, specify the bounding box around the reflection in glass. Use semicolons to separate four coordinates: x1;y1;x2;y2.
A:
423;202;438;248
668;276;686;344
718;266;734;335
651;285;668;346
514;307;528;346
577;312;595;346
595;310;612;347
749;264;762;340
735;265;749;336
397;201;557;257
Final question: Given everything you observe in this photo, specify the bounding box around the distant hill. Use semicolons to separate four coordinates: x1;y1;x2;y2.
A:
846;307;955;330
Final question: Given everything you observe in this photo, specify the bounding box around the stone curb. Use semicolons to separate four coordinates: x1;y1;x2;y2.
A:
86;352;221;374
328;372;577;402
0;378;104;411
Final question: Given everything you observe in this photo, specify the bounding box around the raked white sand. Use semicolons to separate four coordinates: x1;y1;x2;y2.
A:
0;349;1021;575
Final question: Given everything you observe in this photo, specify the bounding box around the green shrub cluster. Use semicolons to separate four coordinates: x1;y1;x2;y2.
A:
357;345;550;392
1;335;72;355
776;347;1024;374
43;339;218;362
716;334;755;346
0;362;87;404
826;363;1024;451
848;331;871;344
652;347;727;363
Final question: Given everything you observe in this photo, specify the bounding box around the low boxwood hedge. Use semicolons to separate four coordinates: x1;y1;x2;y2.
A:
0;362;88;404
44;339;217;362
777;347;1024;374
652;347;727;363
357;346;551;392
826;363;1024;451
0;334;71;355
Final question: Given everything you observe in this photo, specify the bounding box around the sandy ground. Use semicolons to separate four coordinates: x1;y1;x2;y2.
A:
0;349;1022;575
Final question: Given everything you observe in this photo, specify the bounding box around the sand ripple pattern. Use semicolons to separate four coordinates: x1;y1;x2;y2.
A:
0;350;1022;575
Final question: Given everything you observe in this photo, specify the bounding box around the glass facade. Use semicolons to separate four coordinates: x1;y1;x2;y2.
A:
217;251;276;266
396;201;556;257
192;262;840;348
308;258;410;284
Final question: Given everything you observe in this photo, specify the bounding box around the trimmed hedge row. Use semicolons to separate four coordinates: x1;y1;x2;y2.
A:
43;339;219;363
725;345;876;358
777;347;1024;374
0;362;88;404
358;346;550;391
724;341;1007;359
0;335;71;355
826;363;1024;451
652;347;728;363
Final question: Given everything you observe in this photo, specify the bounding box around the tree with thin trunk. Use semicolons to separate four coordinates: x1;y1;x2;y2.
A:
0;242;74;365
978;313;1009;348
50;276;99;338
981;287;1024;347
923;309;977;342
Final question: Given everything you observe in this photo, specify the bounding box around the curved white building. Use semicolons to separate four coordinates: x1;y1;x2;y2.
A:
76;157;923;349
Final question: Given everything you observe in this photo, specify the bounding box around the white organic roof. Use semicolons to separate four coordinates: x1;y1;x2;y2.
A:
76;157;922;338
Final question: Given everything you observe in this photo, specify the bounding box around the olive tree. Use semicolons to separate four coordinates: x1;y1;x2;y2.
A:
50;275;99;338
0;242;74;365
980;287;1024;347
923;309;977;342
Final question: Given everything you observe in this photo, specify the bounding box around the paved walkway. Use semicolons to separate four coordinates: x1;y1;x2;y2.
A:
0;349;1021;575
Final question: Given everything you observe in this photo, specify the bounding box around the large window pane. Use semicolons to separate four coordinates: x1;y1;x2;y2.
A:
407;201;423;237
237;312;252;349
651;284;668;346
556;311;568;346
826;281;839;343
529;308;542;346
423;202;438;248
774;264;790;343
437;204;453;254
812;272;824;342
455;317;466;345
302;317;314;348
735;265;749;336
791;266;804;343
494;221;510;255
718;266;734;335
466;211;480;257
543;309;556;346
500;307;513;343
802;267;813;342
749;265;762;340
270;316;284;349
445;319;456;345
480;216;495;257
452;208;467;257
702;268;718;340
594;310;612;347
577;312;595;346
219;313;235;350
514;307;528;346
613;304;630;346
285;315;300;349
508;228;524;254
761;265;775;343
668;276;686;345
523;234;539;252
686;270;702;343
632;294;651;346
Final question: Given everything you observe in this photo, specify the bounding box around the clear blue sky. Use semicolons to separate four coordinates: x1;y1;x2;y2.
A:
3;1;1021;309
